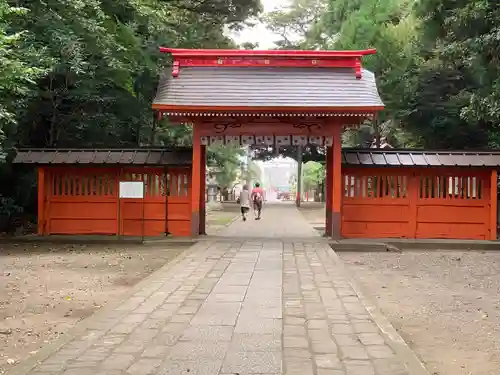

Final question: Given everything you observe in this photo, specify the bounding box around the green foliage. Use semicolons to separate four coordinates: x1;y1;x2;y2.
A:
262;0;500;151
302;161;325;191
0;0;260;220
207;144;244;189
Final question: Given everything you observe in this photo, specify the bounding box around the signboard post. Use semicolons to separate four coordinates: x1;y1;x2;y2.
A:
119;181;145;243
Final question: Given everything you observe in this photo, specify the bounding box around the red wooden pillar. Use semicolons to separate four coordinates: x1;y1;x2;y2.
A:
191;124;202;236
325;147;332;236
199;145;207;235
37;167;46;235
327;124;342;238
490;169;498;240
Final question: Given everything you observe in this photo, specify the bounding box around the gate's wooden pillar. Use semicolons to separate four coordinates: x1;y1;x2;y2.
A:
490;169;498;240
325;147;332;236
37;167;46;235
199;145;207;235
191;124;202;236
327;124;342;239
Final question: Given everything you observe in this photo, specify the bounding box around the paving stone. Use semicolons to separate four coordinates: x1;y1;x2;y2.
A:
315;353;342;369
284;348;312;359
179;325;233;341
169;314;194;323
126;358;162;375
307;319;329;329
161;358;222;375
231;332;281;351
345;360;375;375
332;323;355;334
284;324;307;336
235;318;282;334
222;351;282;374
167;340;229;360
141;344;171;358
317;370;346;375
62;369;95;375
100;353;135;370
340;345;370;360
284;358;314;375
373;358;409;375
366;344;396;359
285;316;306;325
190;302;241;326
177;305;200;314
284;335;309;349
334;334;361;346
66;360;100;368
358;333;385;345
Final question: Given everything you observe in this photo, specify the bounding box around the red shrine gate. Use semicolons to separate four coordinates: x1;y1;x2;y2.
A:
153;48;384;238
16;48;498;240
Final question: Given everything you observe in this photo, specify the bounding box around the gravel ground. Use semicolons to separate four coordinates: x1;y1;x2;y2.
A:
340;251;500;375
0;242;186;374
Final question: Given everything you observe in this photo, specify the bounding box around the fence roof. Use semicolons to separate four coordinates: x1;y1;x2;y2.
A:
12;148;192;166
342;149;500;167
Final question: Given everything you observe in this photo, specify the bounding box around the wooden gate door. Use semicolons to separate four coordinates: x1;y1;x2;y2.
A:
341;168;412;238
166;167;192;236
119;168;167;237
46;168;118;235
416;170;491;239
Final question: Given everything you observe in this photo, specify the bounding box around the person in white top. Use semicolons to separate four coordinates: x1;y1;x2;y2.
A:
239;184;251;221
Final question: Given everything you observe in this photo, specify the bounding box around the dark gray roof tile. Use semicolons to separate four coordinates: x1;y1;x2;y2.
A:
13;149;192;166
154;67;384;109
342;150;500;167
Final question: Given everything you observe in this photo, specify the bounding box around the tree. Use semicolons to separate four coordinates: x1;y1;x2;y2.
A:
401;0;500;149
0;1;47;151
262;0;327;49
0;0;261;220
207;144;244;197
302;161;325;201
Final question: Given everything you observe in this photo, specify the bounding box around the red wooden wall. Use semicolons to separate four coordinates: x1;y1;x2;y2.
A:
342;168;496;240
39;166;191;237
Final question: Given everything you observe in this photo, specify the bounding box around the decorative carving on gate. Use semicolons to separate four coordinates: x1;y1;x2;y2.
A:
213;123;242;133
292;123;322;132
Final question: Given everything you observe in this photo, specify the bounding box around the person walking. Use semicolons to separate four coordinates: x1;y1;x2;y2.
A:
239;184;250;221
251;182;264;220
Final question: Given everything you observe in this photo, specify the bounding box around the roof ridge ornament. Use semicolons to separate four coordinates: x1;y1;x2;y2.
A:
161;47;376;80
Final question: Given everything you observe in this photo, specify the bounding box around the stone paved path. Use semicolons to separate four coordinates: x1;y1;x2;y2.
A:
17;204;420;375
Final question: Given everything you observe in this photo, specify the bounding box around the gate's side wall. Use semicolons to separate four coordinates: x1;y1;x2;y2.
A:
341;167;495;240
42;166;192;237
46;168;118;235
342;169;412;238
415;170;491;239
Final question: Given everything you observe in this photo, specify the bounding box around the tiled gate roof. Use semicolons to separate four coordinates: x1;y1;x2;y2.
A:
12;149;192;166
153;67;384;113
342;149;500;167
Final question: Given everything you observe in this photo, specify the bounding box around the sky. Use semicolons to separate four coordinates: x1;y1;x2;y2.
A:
228;0;291;49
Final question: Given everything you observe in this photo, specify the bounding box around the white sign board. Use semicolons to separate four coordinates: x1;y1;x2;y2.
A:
119;181;144;199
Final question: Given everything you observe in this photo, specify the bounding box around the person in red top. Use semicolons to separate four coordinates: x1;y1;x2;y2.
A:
251;182;264;220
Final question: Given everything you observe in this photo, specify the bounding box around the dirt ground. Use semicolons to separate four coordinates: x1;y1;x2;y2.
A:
340;251;500;375
0;242;186;374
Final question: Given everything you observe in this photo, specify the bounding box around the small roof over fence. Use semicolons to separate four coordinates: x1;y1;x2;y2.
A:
342;149;500;167
12;148;192;166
